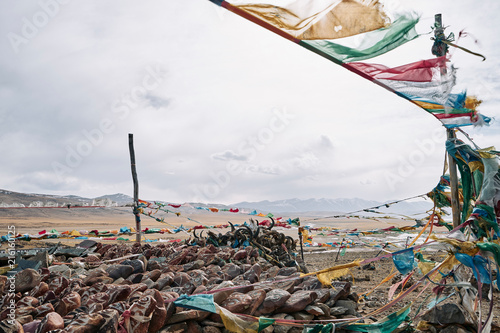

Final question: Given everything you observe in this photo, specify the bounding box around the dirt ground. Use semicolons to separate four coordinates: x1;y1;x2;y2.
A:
2;207;499;331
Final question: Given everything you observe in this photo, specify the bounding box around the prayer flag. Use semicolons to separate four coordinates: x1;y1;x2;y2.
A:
232;0;389;40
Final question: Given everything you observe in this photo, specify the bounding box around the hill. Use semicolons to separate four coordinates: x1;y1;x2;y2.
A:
0;189;133;208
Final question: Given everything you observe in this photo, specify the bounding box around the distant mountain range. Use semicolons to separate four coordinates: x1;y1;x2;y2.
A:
0;189;134;208
232;197;433;216
0;189;432;215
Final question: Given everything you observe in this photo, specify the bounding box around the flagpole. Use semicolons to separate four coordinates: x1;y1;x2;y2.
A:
432;14;461;228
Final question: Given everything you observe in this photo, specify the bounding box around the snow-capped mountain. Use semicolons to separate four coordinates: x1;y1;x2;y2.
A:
233;197;433;215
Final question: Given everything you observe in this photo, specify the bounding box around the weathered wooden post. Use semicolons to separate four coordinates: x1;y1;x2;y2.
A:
433;14;461;228
128;133;141;243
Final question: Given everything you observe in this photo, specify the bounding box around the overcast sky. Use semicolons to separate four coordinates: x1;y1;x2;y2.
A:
1;0;499;205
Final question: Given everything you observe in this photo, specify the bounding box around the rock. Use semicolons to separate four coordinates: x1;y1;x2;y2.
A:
15;306;36;318
334;299;358;316
143;269;162;282
201;320;225;328
127;273;144;284
0;319;24;332
143;289;167;333
269;280;296;294
272;313;295;333
29;282;49;298
36;312;65;333
128;295;156;333
243;264;261;283
87;292;110;311
277;267;297;276
28;251;50;268
221;263;242;280
202;326;222;333
64;313;105;332
48;264;71;277
160;322;189;332
55;291;81;316
325;281;351;306
108;301;128;315
292;311;314;321
440;325;473;333
212;281;235;305
297;276;322;291
193;285;207;295
97;309;120;333
15;268;41;293
106;264;134;280
421;303;476;326
41;291;56;304
157;274;174;291
277;290;317;313
107;285;132;304
15;315;32;326
258;289;291;315
147;260;162;271
78;239;98;249
54;247;86;257
172;272;196;294
246;289;267;315
23;319;41;333
166;310;211;324
16;296;39;308
187;320;203;333
305;304;328;316
83;273;113;286
121;259;145;274
142;278;156;289
48;276;69;294
233;249;247;261
183;260;205;271
187;270;209;289
330;306;349;316
221;292;252;313
314;289;331;304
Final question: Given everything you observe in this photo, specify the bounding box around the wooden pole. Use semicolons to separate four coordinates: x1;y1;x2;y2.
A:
433;14;461;228
128;133;141;243
447;129;461;227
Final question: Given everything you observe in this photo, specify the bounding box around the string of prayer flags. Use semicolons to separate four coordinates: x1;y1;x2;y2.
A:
208;0;491;128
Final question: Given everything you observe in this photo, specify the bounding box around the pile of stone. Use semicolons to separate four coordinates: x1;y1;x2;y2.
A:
1;242;362;333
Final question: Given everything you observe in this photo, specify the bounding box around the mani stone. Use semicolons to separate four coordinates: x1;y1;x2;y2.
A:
246;289;267;315
421;303;476;326
221;292;253;313
97;309;120;333
121;259;145;274
222;263;242;280
0;319;24;333
276;290;318;313
106;264;134;280
15;268;41;293
333;299;358;316
258;289;292;314
35;312;65;333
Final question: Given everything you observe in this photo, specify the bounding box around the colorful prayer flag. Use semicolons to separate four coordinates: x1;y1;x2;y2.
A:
231;0;390;40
